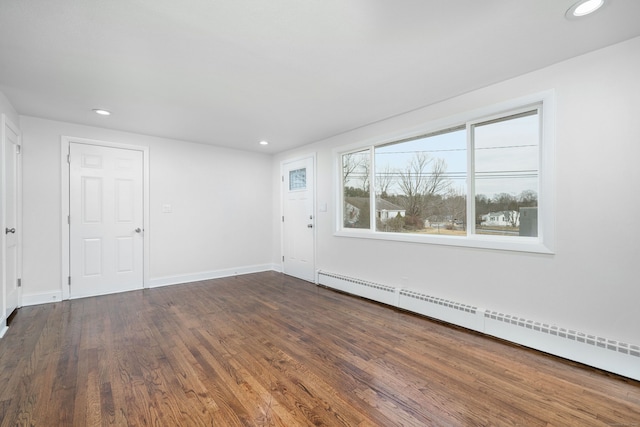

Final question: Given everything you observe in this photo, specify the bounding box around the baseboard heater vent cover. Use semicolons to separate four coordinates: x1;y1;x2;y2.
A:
484;311;640;358
315;270;640;380
398;289;483;332
317;271;396;306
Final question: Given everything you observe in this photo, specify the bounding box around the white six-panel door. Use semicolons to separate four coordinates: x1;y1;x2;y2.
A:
69;143;144;299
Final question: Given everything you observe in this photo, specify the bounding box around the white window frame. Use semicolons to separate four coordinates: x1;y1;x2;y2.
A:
334;91;555;254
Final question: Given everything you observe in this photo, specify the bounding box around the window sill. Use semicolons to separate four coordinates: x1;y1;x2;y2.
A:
334;229;554;254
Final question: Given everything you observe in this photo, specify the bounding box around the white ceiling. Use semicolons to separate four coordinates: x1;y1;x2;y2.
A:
1;0;639;153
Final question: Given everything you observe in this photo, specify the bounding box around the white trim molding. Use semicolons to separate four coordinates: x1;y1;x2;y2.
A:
21;290;64;307
147;264;278;288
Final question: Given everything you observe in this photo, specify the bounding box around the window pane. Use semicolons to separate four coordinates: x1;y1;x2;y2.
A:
342;149;371;229
374;128;466;234
289;168;306;190
473;110;539;237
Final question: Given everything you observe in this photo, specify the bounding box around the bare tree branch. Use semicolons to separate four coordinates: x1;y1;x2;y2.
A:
342;151;369;191
375;164;395;197
398;153;452;227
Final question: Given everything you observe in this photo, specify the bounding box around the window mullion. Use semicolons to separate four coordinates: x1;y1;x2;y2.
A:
369;146;376;232
467;122;475;235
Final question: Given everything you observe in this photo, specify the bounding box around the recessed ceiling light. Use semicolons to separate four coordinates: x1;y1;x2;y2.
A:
93;109;111;116
259;140;269;146
566;0;605;19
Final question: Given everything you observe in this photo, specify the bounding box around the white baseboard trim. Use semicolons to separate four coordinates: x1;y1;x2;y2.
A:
0;324;8;339
21;291;64;307
147;264;278;289
17;265;281;307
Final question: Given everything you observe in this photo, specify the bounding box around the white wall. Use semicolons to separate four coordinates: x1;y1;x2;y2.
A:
20;116;274;303
273;36;640;347
0;91;18;125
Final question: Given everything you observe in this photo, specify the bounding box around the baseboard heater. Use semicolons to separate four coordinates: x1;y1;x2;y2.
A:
317;270;640;381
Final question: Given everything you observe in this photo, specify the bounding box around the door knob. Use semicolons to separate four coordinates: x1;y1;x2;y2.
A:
307;224;313;228
135;228;142;233
5;228;15;234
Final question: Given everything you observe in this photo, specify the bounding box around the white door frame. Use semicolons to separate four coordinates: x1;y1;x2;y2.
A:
60;136;150;300
280;153;317;283
1;114;22;318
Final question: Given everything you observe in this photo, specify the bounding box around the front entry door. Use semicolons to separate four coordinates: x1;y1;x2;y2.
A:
2;115;21;318
69;143;144;298
282;156;315;282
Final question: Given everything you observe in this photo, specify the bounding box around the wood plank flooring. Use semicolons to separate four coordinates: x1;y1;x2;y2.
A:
0;271;639;426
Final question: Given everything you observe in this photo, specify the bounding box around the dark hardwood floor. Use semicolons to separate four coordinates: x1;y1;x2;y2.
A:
0;272;638;426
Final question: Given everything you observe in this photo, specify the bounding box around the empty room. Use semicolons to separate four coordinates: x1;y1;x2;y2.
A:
1;0;639;425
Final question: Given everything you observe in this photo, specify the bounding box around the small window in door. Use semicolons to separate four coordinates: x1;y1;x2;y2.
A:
289;168;307;190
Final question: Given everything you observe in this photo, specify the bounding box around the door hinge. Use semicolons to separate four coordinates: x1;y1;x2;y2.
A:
281;176;284;182
67;215;70;225
67;153;70;164
282;256;284;262
16;145;21;155
68;276;71;285
282;216;284;222
17;278;21;287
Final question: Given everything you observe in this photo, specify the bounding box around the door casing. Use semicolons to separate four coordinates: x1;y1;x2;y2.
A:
1;114;21;318
61;136;150;300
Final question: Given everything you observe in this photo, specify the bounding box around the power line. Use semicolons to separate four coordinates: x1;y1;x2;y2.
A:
375;144;537;155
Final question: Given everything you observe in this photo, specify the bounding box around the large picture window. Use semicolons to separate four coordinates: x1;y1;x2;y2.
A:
337;93;554;253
